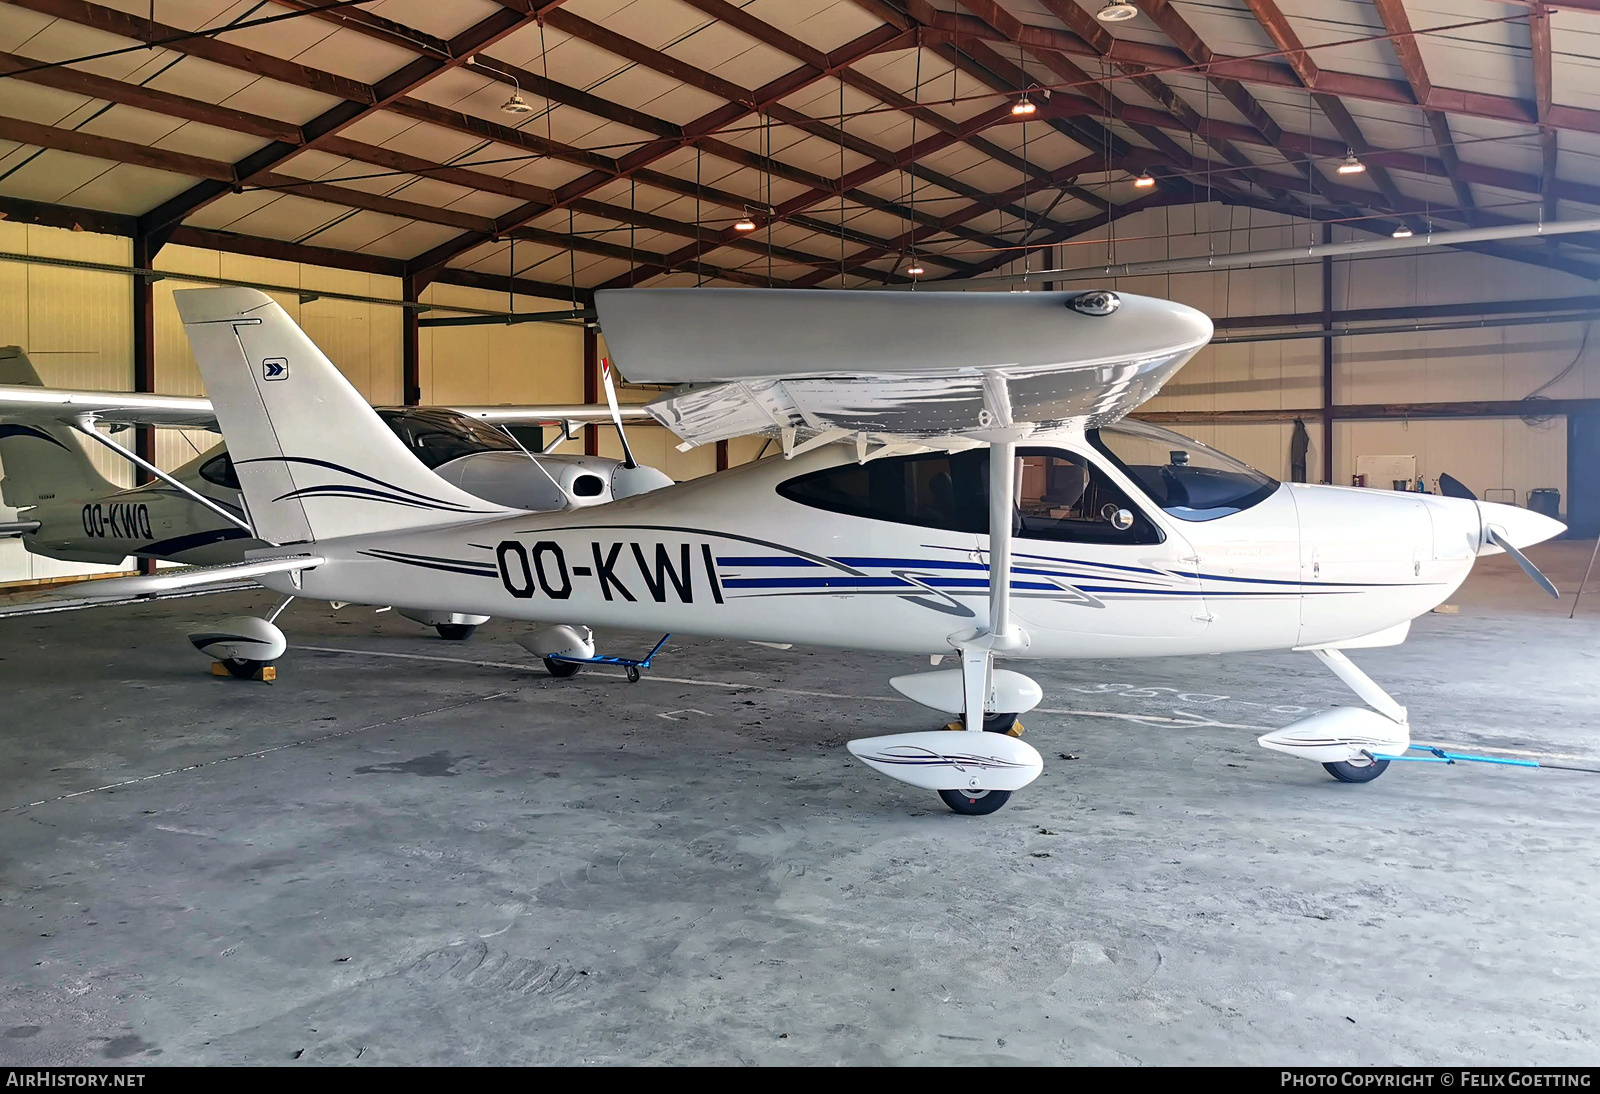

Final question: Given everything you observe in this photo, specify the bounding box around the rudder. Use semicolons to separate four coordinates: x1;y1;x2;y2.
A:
174;288;513;544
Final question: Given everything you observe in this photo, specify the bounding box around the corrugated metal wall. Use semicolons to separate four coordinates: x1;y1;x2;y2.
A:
0;221;133;584
1037;203;1589;506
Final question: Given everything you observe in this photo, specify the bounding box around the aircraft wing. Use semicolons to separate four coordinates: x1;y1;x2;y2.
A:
0;385;649;432
445;404;654;424
0;383;219;429
594;288;1214;446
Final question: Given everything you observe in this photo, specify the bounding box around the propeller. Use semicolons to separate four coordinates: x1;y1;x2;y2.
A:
1485;524;1560;599
599;356;673;499
599;357;637;469
1438;472;1476;500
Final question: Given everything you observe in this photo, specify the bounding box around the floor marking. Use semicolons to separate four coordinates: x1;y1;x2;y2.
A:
0;687;526;815
292;645;1600;765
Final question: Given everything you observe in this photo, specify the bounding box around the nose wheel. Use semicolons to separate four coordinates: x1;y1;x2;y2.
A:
938;788;1012;815
1323;756;1390;783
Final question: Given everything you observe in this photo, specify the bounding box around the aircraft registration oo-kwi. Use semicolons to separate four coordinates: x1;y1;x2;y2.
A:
50;285;1566;815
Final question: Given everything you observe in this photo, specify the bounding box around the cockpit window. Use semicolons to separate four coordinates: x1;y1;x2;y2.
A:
777;447;1161;544
777;450;987;534
1090;420;1278;521
1014;450;1160;545
376;408;522;469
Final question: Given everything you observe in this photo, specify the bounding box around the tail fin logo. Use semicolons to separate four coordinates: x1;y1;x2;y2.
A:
262;358;289;381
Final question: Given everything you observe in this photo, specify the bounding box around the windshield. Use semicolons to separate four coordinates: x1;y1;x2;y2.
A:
375;408;522;469
1089;420;1277;521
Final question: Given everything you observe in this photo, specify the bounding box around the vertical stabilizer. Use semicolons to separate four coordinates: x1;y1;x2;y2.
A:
0;347;118;507
174;289;514;544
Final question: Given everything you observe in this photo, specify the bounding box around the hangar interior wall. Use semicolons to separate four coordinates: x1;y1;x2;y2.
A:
1045;203;1588;505
2;206;1593;586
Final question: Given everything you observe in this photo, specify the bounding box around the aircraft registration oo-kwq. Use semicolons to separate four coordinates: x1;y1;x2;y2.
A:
0;346;668;641
64;285;1563;815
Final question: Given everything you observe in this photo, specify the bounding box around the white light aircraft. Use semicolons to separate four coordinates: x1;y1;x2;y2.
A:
79;286;1565;814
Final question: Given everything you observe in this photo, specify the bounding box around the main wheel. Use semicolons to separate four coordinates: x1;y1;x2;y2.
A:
939;788;1012;815
224;657;267;680
543;656;583;678
944;713;1024;734
435;623;477;641
1323;757;1390;783
983;712;1022;735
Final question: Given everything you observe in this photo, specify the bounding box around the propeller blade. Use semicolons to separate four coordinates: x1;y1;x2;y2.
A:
599;357;637;469
1438;472;1477;500
1486;525;1560;598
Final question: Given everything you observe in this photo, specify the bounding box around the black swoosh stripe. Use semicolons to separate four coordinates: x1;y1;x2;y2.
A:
236;455;498;512
139;527;254;557
359;550;497;579
0;424;71;451
272;485;489;513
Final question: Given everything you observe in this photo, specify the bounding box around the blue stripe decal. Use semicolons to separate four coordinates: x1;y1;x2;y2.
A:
721;576;911;589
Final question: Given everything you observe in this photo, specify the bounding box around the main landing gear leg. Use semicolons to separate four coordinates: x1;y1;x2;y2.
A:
846;437;1044;816
940;646;1014;815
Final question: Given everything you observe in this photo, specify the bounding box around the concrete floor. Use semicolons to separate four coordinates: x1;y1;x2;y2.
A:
2;543;1599;1065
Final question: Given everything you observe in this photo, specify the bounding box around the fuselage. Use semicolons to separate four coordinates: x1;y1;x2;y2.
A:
259;427;1561;659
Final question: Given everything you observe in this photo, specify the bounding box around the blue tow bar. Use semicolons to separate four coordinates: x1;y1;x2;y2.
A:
1371;744;1541;769
546;633;672;683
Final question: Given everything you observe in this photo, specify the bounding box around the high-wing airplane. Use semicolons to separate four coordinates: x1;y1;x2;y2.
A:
0;346;669;640
77;286;1564;815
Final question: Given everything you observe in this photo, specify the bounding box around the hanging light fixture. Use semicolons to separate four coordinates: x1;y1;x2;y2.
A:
1392;224;1414;239
734;210;757;232
1011;92;1037;117
1096;1;1138;22
1336;149;1365;175
498;68;534;115
1133;171;1156;189
906;261;925;276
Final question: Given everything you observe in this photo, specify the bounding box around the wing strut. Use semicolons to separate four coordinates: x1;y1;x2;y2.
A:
70;415;258;538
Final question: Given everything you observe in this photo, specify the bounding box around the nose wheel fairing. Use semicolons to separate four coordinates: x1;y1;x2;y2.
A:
1258;648;1409;781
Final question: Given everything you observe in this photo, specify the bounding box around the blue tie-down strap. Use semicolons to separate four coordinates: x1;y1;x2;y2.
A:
547;634;672;682
1369;744;1541;768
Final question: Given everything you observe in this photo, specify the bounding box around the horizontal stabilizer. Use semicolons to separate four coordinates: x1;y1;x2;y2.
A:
0;520;41;536
52;555;322;599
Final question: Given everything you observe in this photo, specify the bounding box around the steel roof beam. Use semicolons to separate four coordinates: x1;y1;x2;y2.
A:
858;0;1600;139
1369;0;1477;218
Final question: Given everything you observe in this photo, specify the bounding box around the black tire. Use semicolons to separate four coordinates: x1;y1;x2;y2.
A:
1323;757;1390;783
939;788;1012;815
625;665;641;683
983;712;1021;734
434;623;477;641
543;656;583;678
224;658;267;680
